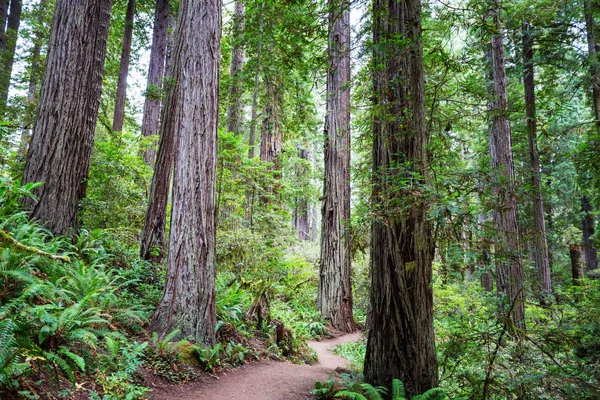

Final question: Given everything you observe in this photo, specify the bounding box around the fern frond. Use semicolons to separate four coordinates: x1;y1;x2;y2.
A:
335;390;370;400
412;387;447;400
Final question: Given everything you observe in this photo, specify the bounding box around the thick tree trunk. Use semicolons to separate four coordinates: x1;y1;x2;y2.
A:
0;0;21;115
112;0;135;132
21;0;112;236
248;5;263;159
570;244;584;285
582;196;599;272
487;12;525;329
139;11;176;263
522;22;552;299
318;1;355;331
151;0;222;346
226;0;245;136
584;0;600;125
141;0;170;166
364;0;438;395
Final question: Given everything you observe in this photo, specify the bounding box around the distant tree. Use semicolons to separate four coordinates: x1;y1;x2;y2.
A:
318;0;355;333
140;0;170;166
22;0;112;235
487;3;525;328
151;0;222;345
364;0;439;395
112;0;135;133
522;21;552;299
226;0;245;136
0;0;22;116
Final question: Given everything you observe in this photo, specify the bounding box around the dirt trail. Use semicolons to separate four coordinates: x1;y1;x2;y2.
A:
150;331;362;400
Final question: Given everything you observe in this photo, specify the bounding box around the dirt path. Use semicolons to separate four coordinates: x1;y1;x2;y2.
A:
149;332;362;400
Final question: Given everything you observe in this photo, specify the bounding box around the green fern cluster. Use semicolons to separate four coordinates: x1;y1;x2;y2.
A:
0;179;153;397
315;377;448;400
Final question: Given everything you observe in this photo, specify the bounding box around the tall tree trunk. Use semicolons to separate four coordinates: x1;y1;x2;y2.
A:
151;0;222;346
0;0;9;58
295;148;310;241
21;0;112;236
364;0;438;395
584;0;600;125
16;0;46;161
248;4;263;159
112;0;135;132
582;196;599;271
226;0;245;136
139;13;177;263
570;244;584;285
141;0;170;166
0;0;21;115
259;81;281;165
477;214;493;292
522;22;552;299
487;10;525;329
318;0;355;332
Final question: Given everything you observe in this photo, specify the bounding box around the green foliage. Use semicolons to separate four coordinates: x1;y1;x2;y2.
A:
143;331;196;383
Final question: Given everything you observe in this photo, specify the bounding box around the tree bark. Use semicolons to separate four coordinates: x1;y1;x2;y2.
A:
112;0;135;133
584;0;600;125
151;0;222;346
139;8;176;263
16;0;46;162
522;22;552;299
141;0;170;166
582;196;599;271
318;2;355;329
21;0;112;236
259;81;281;165
226;0;245;136
0;0;9;56
295;148;310;241
364;0;438;395
486;9;525;329
248;4;263;159
570;244;584;285
0;0;21;115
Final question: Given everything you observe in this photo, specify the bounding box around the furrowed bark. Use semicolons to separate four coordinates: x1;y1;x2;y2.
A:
112;0;136;133
318;0;355;333
364;0;438;395
151;0;222;346
522;22;552;299
488;9;525;329
141;0;170;167
0;0;22;115
22;0;113;236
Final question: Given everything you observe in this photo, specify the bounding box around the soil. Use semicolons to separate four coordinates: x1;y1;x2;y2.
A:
149;331;363;400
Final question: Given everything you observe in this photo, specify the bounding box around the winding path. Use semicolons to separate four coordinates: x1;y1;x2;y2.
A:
149;332;362;400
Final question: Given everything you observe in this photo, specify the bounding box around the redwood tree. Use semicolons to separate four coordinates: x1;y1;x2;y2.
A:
317;0;355;333
140;0;170;166
22;0;112;235
522;22;552;299
487;6;525;328
364;0;438;395
112;0;136;132
0;0;22;115
151;0;222;345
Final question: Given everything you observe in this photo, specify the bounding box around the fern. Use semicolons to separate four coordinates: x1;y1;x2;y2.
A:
335;391;370;400
412;387;447;400
392;379;405;399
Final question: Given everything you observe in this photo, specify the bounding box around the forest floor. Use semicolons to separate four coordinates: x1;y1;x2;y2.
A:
149;331;363;400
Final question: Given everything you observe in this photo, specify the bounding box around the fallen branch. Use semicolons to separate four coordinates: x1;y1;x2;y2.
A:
0;229;71;262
